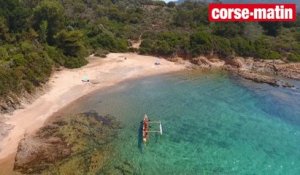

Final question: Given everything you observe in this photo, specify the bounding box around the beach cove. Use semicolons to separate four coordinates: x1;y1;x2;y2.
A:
0;53;186;173
0;53;300;174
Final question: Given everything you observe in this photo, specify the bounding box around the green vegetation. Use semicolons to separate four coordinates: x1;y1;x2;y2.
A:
139;2;300;62
0;0;136;106
0;0;300;110
140;32;188;56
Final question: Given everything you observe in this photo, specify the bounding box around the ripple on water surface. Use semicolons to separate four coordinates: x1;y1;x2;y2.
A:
64;71;300;175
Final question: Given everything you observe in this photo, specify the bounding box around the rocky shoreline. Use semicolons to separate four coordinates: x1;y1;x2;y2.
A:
189;56;300;88
0;121;13;151
0;85;49;115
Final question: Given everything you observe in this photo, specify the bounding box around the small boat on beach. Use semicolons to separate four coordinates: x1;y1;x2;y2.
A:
142;114;163;143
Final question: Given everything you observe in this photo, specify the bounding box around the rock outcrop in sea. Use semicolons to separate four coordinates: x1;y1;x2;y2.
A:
187;56;299;88
225;57;298;87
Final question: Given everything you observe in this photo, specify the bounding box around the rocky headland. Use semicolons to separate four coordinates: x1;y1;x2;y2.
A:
190;56;300;88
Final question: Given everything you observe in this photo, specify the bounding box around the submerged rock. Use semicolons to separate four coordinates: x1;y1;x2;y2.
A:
238;71;278;86
14;137;71;174
223;57;298;88
226;57;300;80
236;71;295;88
14;112;121;174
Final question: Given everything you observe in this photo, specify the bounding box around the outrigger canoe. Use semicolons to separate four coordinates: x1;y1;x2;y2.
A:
142;114;163;143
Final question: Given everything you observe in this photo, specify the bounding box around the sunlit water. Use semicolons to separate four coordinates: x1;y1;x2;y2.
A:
62;70;300;174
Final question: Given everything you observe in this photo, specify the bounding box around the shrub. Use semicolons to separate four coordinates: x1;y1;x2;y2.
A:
287;53;300;62
45;45;66;66
230;37;256;57
139;32;187;56
211;23;245;38
94;48;109;58
0;47;9;61
174;10;193;27
268;51;281;60
253;38;270;59
33;0;64;44
89;33;128;52
0;16;10;42
55;30;87;57
139;39;154;55
12;54;26;67
295;31;300;42
190;31;212;56
259;22;282;37
64;56;88;69
212;36;232;58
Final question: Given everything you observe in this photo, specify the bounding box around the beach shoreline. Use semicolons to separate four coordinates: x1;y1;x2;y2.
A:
0;53;187;173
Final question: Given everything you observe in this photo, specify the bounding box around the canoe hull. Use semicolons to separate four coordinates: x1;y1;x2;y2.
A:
142;115;149;143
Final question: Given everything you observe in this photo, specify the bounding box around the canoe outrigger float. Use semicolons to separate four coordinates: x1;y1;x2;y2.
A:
142;114;163;143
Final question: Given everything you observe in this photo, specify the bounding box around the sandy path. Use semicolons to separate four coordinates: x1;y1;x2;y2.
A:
0;53;186;169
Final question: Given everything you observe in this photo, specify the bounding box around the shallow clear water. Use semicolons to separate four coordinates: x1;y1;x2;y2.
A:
63;71;300;174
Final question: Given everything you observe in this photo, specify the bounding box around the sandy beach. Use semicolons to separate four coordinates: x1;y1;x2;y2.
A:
0;53;186;172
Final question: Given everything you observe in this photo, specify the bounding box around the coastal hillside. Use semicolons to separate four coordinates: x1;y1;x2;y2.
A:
176;0;300;10
0;0;300;113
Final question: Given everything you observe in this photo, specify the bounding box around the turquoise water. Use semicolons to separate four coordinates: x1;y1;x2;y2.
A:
64;71;300;174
